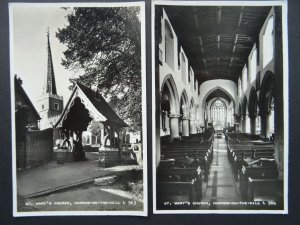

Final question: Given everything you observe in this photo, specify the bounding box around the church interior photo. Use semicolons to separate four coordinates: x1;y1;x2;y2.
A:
154;3;287;212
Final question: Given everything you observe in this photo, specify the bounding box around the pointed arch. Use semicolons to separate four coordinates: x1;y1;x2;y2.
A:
210;98;227;128
259;71;274;115
248;87;258;117
242;96;248;117
161;74;179;114
203;86;236;113
179;89;189;117
189;97;195;116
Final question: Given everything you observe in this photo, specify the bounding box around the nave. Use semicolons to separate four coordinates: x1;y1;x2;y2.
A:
157;131;283;210
155;4;286;212
201;135;240;209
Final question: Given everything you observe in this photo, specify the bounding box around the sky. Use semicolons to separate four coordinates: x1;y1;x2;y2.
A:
12;6;74;109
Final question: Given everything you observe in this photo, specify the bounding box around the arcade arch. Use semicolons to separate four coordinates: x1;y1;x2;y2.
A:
179;89;189;137
189;98;197;134
259;71;275;138
248;87;260;135
160;74;180;139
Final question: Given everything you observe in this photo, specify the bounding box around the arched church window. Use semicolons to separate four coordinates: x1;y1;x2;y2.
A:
263;16;274;67
211;100;227;129
238;78;242;98
181;53;186;84
250;48;257;83
242;66;248;92
165;21;174;69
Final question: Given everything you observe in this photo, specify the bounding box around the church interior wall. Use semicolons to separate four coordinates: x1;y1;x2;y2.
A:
159;9;200;114
199;80;237;125
238;7;275;105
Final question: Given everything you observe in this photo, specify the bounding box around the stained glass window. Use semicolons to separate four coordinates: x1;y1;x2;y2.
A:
211;100;226;126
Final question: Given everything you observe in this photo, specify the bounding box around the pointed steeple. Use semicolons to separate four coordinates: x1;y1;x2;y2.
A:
44;28;57;95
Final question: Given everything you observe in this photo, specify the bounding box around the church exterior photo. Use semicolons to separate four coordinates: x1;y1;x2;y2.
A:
10;2;147;216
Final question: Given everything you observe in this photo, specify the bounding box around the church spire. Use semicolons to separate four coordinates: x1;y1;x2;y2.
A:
44;27;57;95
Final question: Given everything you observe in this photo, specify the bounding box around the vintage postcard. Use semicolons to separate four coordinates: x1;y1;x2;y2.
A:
10;2;147;216
152;0;288;214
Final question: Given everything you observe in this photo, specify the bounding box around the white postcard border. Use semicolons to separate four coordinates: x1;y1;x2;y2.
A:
10;1;147;217
152;0;289;214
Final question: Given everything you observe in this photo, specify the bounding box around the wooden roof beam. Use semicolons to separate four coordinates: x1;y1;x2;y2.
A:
203;58;207;67
233;34;239;53
193;7;200;29
217;34;220;50
217;6;222;26
237;6;244;28
198;36;204;54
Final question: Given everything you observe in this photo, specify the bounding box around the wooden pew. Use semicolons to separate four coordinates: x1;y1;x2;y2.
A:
157;181;197;208
228;144;274;180
240;164;278;201
157;166;202;201
157;166;202;208
160;155;210;182
247;178;283;208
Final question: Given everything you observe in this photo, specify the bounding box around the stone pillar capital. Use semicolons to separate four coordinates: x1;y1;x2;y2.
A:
169;113;181;118
182;116;190;120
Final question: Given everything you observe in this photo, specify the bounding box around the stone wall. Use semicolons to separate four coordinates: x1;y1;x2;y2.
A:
24;128;54;168
99;147;120;167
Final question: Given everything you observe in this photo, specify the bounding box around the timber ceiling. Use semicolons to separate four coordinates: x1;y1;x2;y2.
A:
163;6;271;85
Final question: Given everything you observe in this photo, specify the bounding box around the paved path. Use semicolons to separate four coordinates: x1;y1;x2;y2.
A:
201;134;241;209
17;152;141;197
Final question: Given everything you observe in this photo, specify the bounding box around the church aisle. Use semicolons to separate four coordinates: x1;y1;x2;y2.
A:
201;134;241;209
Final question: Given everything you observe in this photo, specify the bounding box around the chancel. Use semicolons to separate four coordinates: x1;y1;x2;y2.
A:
155;4;286;211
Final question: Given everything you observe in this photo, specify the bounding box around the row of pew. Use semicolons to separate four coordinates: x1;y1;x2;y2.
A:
226;132;283;207
157;132;214;208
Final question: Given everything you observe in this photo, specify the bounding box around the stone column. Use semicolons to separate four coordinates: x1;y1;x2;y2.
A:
241;116;246;133
160;111;164;133
165;112;170;135
260;114;270;138
179;118;183;134
189;119;197;134
160;111;170;135
169;114;180;140
182;116;190;137
250;116;257;135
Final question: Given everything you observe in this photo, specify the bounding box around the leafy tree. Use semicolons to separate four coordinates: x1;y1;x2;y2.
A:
57;7;141;131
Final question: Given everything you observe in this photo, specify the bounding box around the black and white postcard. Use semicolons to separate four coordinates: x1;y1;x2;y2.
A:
10;2;147;216
152;0;288;214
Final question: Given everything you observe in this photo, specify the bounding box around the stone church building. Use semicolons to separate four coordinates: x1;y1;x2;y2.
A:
37;31;64;130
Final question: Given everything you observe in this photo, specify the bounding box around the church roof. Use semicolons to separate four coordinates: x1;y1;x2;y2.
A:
55;82;128;128
15;76;41;121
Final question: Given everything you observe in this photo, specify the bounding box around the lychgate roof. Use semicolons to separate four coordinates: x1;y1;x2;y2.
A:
55;82;128;128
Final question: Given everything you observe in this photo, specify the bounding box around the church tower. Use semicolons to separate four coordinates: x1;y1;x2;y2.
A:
37;29;63;129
